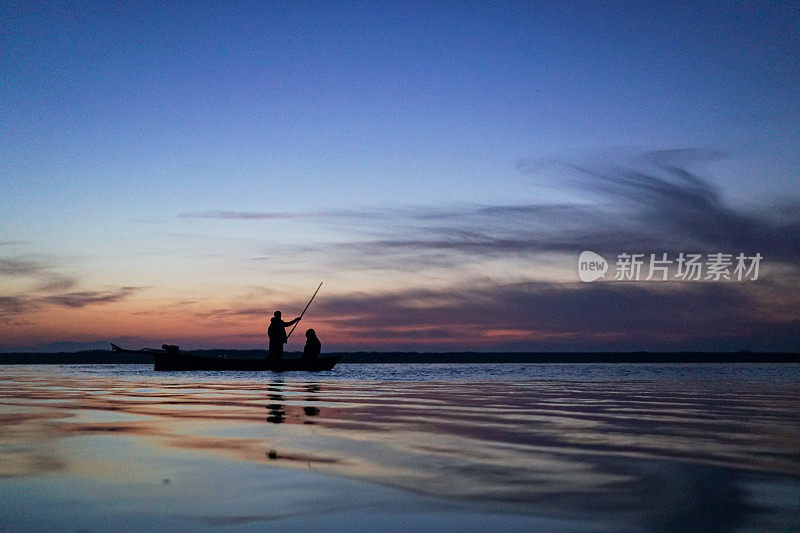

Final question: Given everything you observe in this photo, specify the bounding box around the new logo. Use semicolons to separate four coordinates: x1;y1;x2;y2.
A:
578;251;608;282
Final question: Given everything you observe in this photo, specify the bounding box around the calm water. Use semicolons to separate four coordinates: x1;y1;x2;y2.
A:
1;363;798;532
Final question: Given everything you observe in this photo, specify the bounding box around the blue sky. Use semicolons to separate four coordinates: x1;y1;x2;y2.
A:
1;2;798;351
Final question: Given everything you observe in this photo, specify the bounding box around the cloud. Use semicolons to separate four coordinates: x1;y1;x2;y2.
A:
192;306;267;320
197;277;799;351
0;258;47;276
297;150;800;271
160;149;800;352
0;296;31;317
558;149;800;263
0;257;78;292
35;274;78;292
0;286;145;318
308;280;800;351
178;207;432;223
41;287;142;308
179;210;304;220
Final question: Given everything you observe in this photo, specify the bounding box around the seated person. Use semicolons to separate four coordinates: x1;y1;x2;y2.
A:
303;329;321;359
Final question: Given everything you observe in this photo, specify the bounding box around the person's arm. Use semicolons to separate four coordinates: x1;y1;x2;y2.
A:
284;317;301;326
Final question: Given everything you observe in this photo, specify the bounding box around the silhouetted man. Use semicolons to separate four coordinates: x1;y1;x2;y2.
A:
303;329;321;359
267;311;300;360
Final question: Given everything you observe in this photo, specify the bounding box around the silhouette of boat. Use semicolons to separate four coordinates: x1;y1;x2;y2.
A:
110;343;340;372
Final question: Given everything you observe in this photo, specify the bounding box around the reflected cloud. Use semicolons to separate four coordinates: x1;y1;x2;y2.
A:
0;368;798;525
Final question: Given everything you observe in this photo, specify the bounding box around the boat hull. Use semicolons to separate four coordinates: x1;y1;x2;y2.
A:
153;353;340;372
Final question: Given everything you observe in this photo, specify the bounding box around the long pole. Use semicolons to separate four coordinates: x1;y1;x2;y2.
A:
286;282;323;341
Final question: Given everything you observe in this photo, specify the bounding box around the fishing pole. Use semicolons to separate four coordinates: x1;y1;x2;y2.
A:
286;282;323;341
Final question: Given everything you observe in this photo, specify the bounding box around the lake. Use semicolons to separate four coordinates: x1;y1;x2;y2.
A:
1;363;798;531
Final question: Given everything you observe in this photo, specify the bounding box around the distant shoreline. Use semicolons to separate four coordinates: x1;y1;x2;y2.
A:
1;351;798;364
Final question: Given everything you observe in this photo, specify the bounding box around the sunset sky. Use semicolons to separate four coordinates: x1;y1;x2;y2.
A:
2;2;798;352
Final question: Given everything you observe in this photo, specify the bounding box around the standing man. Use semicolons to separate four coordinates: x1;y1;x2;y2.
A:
267;311;300;360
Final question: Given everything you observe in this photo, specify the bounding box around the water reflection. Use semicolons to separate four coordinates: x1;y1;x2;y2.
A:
638;464;749;532
266;380;285;424
0;367;798;530
303;382;321;420
264;381;323;424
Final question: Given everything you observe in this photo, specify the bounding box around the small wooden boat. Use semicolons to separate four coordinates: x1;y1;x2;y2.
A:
110;343;340;372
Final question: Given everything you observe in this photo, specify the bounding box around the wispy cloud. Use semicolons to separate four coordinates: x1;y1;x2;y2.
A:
201;150;800;288
0;256;145;318
0;258;78;292
557;149;800;263
35;274;78;292
190;306;268;322
178;208;390;221
0;287;146;318
10;150;796;351
178;207;443;223
0;258;47;276
42;287;141;308
340;280;797;350
196;279;799;351
0;296;30;317
179;210;304;220
297;150;800;271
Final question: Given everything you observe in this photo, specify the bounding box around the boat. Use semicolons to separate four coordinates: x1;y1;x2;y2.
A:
110;343;340;372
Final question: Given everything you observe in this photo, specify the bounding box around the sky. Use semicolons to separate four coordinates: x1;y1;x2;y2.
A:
1;1;799;352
